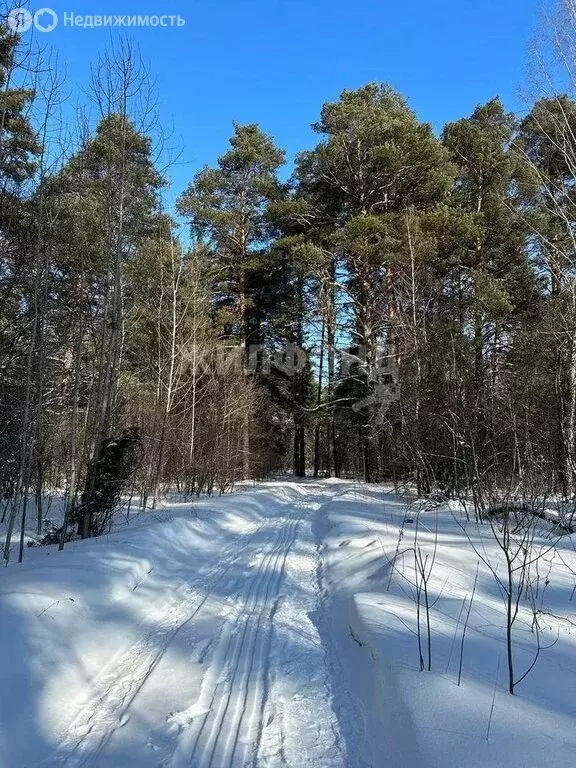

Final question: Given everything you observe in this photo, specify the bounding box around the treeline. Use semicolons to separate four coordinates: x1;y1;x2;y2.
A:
2;11;576;554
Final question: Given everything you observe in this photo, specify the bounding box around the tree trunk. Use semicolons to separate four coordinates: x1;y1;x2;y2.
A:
313;319;325;477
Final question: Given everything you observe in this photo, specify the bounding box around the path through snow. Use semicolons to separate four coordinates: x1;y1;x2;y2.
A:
4;479;575;768
8;482;349;768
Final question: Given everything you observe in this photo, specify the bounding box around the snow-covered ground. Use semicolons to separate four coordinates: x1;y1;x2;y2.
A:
1;480;575;767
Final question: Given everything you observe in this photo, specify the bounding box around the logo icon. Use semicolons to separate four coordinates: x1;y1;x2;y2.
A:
34;8;58;32
7;7;33;32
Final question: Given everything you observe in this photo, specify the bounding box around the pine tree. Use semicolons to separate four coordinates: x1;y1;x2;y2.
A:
295;84;455;481
518;95;576;496
0;23;40;198
0;22;42;559
41;113;167;536
440;99;541;490
178;123;287;477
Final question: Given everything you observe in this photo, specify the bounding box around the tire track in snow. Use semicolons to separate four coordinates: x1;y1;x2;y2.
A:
37;523;267;768
256;488;348;768
167;507;302;768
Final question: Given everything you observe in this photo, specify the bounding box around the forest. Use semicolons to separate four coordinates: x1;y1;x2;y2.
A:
3;3;576;561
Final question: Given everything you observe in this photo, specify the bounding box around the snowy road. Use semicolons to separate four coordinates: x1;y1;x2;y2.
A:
22;483;348;768
167;500;308;768
3;479;576;768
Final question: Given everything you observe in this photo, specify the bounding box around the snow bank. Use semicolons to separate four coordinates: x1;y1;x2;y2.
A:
2;479;576;767
0;484;300;767
319;484;576;768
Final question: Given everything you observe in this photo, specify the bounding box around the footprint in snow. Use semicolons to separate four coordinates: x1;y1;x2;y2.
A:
166;703;211;732
146;737;160;751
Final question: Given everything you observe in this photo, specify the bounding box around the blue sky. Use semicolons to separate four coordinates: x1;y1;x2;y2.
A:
27;0;546;204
